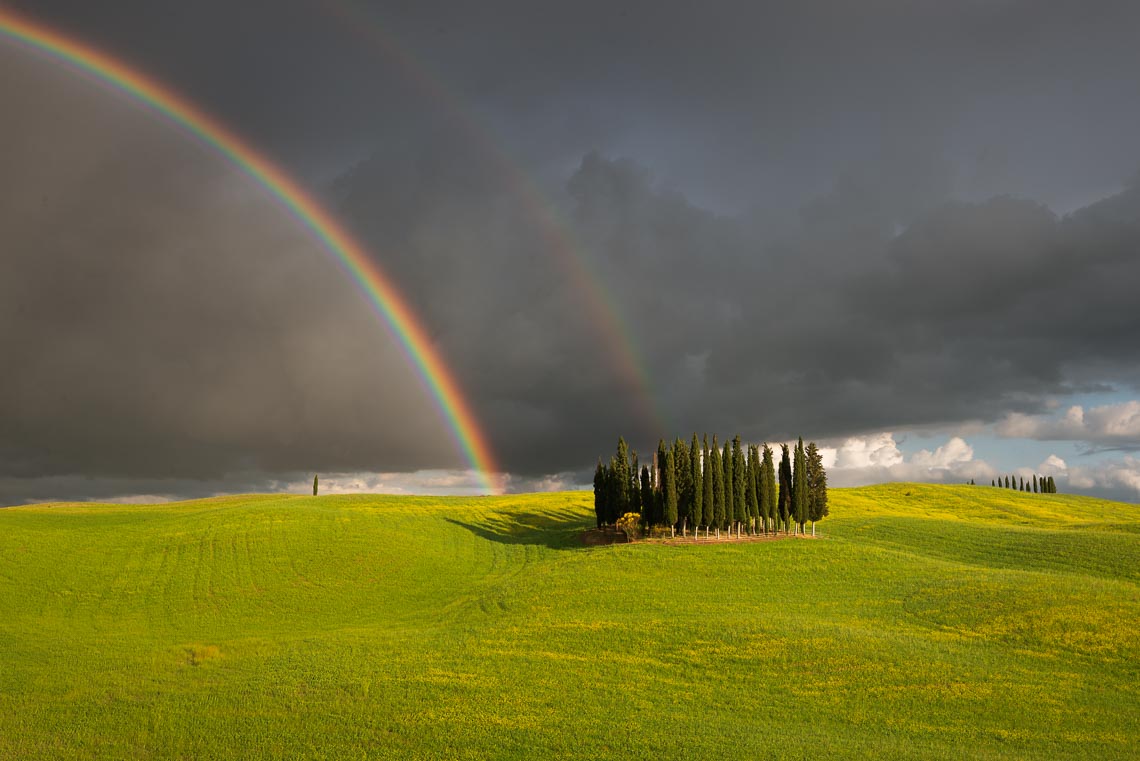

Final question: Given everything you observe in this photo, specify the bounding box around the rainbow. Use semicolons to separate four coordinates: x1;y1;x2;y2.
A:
321;0;669;436
0;8;501;494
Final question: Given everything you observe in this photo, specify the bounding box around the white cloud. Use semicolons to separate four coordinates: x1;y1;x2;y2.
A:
996;401;1140;449
1032;454;1140;499
820;433;995;487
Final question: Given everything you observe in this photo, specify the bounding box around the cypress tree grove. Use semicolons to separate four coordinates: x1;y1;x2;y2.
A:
697;432;706;535
663;450;679;535
690;434;703;535
778;444;792;534
792;438;808;534
732;436;747;536
711;437;725;537
806;441;829;536
762;444;777;534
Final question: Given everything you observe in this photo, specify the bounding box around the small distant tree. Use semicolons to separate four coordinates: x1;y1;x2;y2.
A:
1033;474;1039;493
991;479;995;487
313;474;319;496
1005;475;1011;488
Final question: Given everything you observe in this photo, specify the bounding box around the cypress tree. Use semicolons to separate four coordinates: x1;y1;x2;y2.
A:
762;444;777;533
806;441;829;536
690;434;703;534
1005;475;1011;488
731;436;747;535
701;435;714;533
313;474;319;496
640;466;653;521
654;439;669;526
745;444;760;533
711;437;725;536
722;441;733;532
1048;476;1057;493
673;438;692;534
593;460;605;528
1019;476;1025;492
629;451;641;515
663;450;679;535
778;444;792;534
992;479;996;487
1033;474;1039;493
792;438;808;534
614;438;632;518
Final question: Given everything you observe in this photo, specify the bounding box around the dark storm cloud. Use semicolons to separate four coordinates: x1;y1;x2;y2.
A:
0;44;462;505
4;1;1140;500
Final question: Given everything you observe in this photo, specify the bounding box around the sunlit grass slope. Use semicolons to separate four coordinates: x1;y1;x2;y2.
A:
2;484;1138;759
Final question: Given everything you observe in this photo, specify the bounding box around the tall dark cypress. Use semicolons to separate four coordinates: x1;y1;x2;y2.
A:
711;437;725;533
731;436;746;534
614;438;631;518
654;439;669;527
630;451;641;515
778;444;792;534
640;466;653;521
725;439;734;528
702;435;714;531
673;438;692;533
663;450;678;533
745;444;760;533
1033;474;1039;493
792;437;808;533
593;460;606;528
690;434;703;533
806;441;829;536
762;444;777;533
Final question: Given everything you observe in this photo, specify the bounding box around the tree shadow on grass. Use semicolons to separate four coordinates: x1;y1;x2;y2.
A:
444;508;590;550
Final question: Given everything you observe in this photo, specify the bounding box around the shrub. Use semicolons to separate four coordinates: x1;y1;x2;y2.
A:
616;512;642;542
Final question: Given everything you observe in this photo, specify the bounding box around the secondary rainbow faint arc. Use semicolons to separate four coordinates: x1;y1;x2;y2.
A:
0;8;501;494
321;0;669;436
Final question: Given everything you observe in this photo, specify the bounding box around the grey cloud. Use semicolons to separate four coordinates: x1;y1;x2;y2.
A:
5;1;1140;502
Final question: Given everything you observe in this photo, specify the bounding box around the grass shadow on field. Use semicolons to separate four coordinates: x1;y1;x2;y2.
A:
444;509;587;550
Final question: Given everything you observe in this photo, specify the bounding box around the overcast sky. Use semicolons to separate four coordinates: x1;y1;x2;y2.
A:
3;0;1140;504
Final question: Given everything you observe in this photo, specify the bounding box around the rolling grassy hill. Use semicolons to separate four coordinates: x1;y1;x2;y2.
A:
1;484;1138;759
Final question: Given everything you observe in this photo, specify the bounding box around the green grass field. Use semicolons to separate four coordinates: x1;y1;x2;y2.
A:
2;483;1138;759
